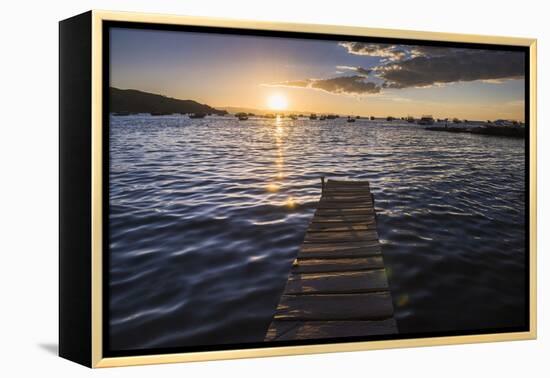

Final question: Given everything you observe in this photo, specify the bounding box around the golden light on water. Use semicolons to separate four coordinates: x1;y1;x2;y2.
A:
396;294;410;307
267;93;288;111
285;196;296;209
267;115;296;211
266;183;280;192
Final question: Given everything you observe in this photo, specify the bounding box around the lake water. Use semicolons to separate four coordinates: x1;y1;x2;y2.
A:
108;115;526;351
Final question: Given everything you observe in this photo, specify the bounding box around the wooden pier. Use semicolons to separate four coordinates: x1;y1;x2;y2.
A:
265;178;397;341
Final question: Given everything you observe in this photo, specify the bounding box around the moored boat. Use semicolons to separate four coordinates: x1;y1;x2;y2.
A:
189;113;207;119
417;115;435;125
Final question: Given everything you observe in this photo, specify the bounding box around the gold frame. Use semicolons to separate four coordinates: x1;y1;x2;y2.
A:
90;9;537;368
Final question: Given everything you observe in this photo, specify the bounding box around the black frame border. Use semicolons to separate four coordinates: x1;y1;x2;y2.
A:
101;20;531;358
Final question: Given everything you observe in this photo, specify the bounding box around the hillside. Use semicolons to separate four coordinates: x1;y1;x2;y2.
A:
110;88;227;115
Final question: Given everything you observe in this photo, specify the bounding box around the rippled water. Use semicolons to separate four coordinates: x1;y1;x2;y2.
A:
108;115;526;351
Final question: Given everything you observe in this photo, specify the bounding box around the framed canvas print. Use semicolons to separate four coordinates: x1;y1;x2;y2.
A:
59;10;537;368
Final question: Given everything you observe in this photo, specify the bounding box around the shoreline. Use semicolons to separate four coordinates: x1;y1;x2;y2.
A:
425;125;525;138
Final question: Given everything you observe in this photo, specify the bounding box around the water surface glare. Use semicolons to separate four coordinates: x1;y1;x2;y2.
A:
109;115;526;350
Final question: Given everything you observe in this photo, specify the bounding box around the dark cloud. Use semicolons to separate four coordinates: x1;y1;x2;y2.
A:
377;50;525;88
336;65;372;76
269;75;381;95
356;67;372;76
267;45;524;96
311;76;381;94
409;46;462;58
339;42;407;61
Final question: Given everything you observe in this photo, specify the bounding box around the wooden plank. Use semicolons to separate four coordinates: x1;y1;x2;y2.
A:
321;195;373;201
322;189;372;195
298;250;381;260
301;240;380;251
285;270;389;294
321;196;372;202
300;242;381;259
315;208;375;216
326;180;370;187
298;249;381;260
319;198;373;203
265;319;398;341
265;179;396;341
274;292;394;321
323;184;371;190
307;223;374;232
317;202;373;209
300;244;381;254
292;256;385;273
311;215;376;223
304;230;379;243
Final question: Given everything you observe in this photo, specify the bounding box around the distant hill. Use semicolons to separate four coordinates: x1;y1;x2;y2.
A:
110;88;227;115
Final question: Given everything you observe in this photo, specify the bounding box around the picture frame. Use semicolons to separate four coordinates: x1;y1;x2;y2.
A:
59;10;537;368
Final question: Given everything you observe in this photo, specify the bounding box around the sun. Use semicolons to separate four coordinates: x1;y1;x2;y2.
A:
267;93;289;111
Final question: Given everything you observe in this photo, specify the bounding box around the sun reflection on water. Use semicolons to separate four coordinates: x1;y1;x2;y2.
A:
266;117;295;208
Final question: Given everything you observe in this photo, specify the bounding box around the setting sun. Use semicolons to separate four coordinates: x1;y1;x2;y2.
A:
267;93;288;111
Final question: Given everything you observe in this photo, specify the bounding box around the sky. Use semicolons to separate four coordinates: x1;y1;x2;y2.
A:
110;27;526;121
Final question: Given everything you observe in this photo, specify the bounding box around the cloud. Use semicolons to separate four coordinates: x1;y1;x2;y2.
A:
409;46;461;58
268;75;381;95
377;50;525;89
266;44;525;97
339;42;408;61
272;79;311;88
336;65;372;76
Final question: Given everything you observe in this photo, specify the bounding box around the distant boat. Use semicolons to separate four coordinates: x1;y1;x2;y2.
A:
326;114;337;119
309;113;318;120
417;115;435;125
386;116;395;121
356;115;360;119
189;113;206;119
347;116;355;123
493;119;515;127
406;116;415;123
235;112;251;121
370;116;375;121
